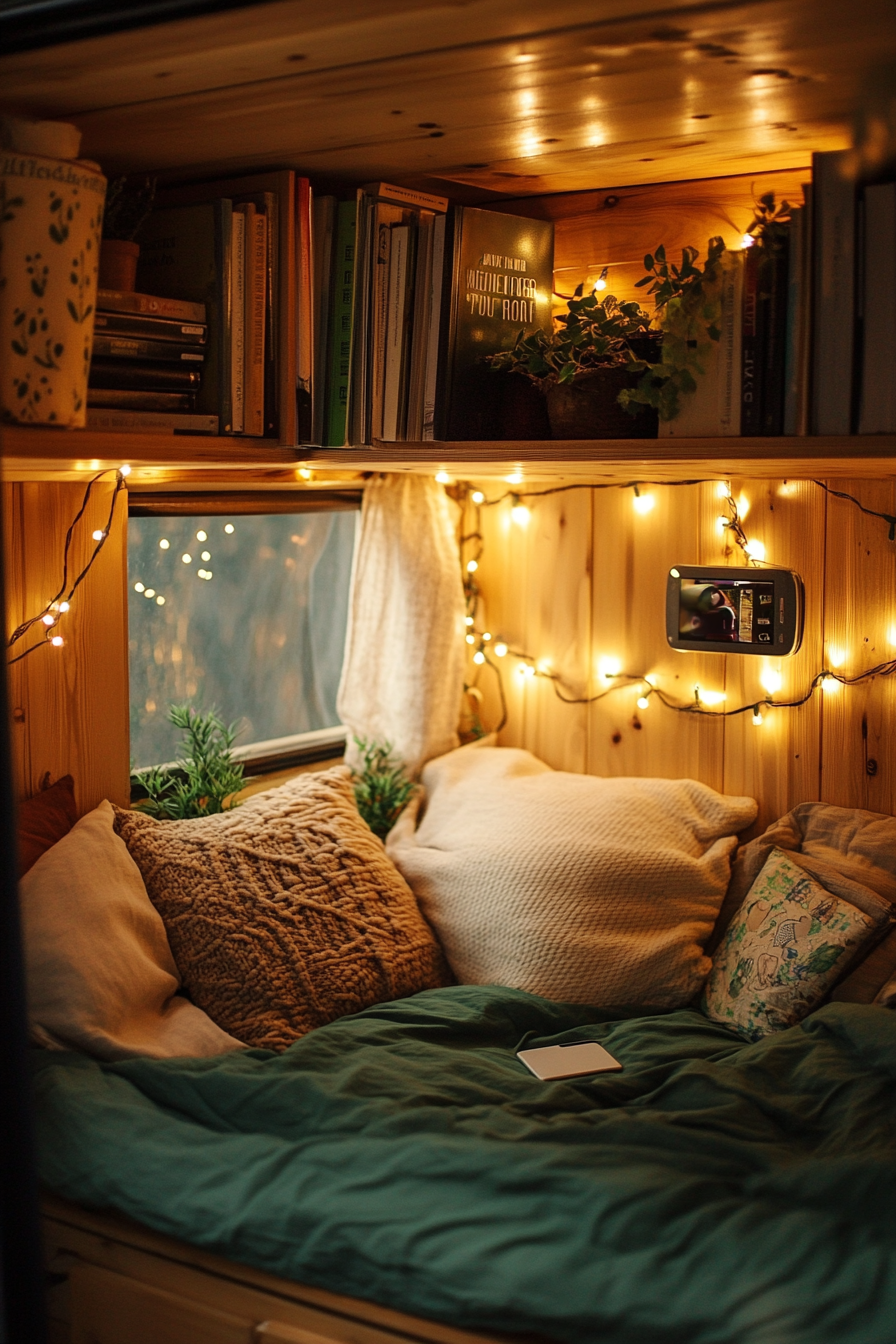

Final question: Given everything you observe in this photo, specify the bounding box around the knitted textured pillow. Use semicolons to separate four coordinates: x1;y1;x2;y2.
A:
114;768;450;1050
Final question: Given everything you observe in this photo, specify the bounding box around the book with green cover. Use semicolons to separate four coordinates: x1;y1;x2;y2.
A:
434;205;554;440
325;199;358;447
135;200;233;432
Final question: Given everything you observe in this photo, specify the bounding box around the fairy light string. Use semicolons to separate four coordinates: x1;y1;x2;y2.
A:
460;475;896;731
6;466;130;666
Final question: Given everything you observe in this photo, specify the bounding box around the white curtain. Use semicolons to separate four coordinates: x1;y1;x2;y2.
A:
337;474;467;777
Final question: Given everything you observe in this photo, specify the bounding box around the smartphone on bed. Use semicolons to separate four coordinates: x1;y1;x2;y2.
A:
516;1042;622;1081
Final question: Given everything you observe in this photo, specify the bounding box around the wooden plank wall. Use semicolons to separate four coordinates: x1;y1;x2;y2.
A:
2;480;130;812
473;474;895;833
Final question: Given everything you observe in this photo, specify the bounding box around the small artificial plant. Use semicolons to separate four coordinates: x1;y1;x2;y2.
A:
132;703;245;820
485;289;655;387
351;737;414;839
102;174;157;241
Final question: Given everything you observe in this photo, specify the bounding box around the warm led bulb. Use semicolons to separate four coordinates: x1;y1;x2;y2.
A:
511;502;531;526
92;529;105;541
744;538;766;561
473;650;486;665
435;471;451;484
465;633;476;645
119;463;132;477
466;559;479;573
697;687;726;706
201;550;211;561
822;673;841;692
471;490;485;505
888;624;896;648
752;707;764;726
715;481;730;499
197;569;208;579
203;571;213;580
144;588;156;599
156;595;165;606
637;695;650;709
159;539;170;550
196;530;207;542
50;634;64;647
464;615;474;626
224;523;235;534
737;494;750;518
182;553;192;564
41;613;55;626
134;582;145;593
481;631;492;641
598;656;622;680
760;666;783;694
298;467;313;480
505;472;523;485
494;642;508;658
522;663;536;678
741;234;755;248
827;645;845;668
58;601;69;613
632;491;655;515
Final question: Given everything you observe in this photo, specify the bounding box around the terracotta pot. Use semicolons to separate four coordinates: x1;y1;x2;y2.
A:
99;237;140;291
545;367;658;440
0;151;106;426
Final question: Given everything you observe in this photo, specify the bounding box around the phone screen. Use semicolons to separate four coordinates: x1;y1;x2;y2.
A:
677;576;777;646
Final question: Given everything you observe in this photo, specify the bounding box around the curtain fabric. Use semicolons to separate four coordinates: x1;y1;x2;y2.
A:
337;475;467;777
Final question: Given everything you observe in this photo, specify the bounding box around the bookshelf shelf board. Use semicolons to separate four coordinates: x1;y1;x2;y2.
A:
0;427;301;482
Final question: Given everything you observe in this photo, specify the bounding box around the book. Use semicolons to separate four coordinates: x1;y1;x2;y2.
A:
406;209;435;441
325;198;358;447
312;194;337;445
88;359;202;391
740;243;761;435
87;388;197;411
370;202;405;439
362;182;449;213
135;199;233;430
157;170;297;446
93;311;207;344
96;288;207;323
382;223;410;440
433;205;554;440
295;176;313;443
660;249;743;437
811;149;856;434
242;204;267;437
858;180;896;434
91;334;205;364
86;408;219;434
784;203;808;436
230;207;246;433
422;212;447;441
349;191;373;447
757;229;790;436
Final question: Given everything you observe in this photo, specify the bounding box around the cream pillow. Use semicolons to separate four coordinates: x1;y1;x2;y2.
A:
386;743;757;1008
20;801;243;1060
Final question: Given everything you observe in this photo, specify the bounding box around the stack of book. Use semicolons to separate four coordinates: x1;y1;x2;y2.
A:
87;289;214;434
663;150;896;438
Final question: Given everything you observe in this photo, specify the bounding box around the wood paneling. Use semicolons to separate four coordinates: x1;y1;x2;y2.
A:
2;480;130;814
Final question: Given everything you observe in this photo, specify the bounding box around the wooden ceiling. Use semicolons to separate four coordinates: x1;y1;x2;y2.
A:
1;0;894;192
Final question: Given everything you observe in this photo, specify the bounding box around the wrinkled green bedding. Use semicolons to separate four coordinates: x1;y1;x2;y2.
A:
33;987;896;1344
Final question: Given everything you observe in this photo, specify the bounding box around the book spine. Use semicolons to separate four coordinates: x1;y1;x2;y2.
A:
719;249;743;435
88;359;202;391
94;313;207;344
325;199;358;447
87;389;197;411
859;181;896;433
382;224;409;441
370;216;393;440
759;235;789;436
230;208;247;433
422;212;447;441
407;211;434;441
312;195;336;445
97;289;207;322
295;177;313;443
811;149;856;435
244;208;267;436
86;409;219;434
362;181;449;212
91;334;205;363
740;244;761;434
349;191;373;447
783;207;803;436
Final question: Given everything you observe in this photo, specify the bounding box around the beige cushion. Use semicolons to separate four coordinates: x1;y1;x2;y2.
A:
20;801;243;1061
386;743;757;1009
114;768;451;1051
709;802;896;1002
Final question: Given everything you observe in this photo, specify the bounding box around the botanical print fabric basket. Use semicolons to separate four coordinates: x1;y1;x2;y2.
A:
703;847;879;1040
1;152;106;426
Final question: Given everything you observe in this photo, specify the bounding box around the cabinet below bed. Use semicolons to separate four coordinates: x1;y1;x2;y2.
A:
43;1198;506;1344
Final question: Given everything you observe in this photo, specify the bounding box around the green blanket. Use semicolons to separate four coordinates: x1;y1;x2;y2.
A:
32;987;896;1344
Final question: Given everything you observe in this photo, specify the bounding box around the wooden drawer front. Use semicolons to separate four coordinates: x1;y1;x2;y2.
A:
70;1263;253;1344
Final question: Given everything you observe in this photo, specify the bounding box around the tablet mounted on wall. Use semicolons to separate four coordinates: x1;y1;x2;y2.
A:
666;565;804;656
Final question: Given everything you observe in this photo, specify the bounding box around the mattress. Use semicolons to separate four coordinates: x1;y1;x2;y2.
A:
32;985;896;1344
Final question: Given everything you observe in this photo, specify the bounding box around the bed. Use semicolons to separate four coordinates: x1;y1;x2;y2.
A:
21;750;896;1344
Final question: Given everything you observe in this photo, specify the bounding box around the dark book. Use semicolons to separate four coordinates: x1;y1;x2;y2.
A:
325;198;358;447
740;244;761;435
92;334;205;364
96;288;206;322
433;206;554;441
135;200;233;429
88;359;202;392
295;176;313;444
312;194;337;446
811;149;856;434
859;180;896;433
757;230;790;436
86;408;219;434
94;311;207;345
87;388;197;411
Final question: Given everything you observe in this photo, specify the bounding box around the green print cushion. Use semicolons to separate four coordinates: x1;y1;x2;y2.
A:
703;847;878;1040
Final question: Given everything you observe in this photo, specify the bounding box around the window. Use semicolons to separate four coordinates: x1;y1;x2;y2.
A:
127;498;358;771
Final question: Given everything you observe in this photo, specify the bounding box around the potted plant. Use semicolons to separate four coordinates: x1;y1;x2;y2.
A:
98;174;156;292
486;288;660;439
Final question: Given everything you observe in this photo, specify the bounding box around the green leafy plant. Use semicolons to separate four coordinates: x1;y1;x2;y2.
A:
132;703;245;820
619;235;727;422
350;737;414;839
744;191;792;252
485;288;655;387
102;174;157;242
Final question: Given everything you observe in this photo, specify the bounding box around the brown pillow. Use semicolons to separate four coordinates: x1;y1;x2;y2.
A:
113;768;451;1051
18;774;79;877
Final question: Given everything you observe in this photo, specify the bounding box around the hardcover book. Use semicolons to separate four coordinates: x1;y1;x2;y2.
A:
433;206;554;440
325;198;358;447
88;359;202;392
858;180;896;434
811;149;856;435
91;334;205;364
94;311;207;344
96;289;207;323
87;388;197;411
135;200;233;429
86;408;219;434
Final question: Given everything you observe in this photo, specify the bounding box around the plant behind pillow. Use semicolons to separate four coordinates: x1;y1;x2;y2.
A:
133;704;245;820
351;737;414;839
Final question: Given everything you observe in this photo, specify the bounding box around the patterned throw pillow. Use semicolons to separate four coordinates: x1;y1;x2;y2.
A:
703;847;884;1040
114;768;451;1051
